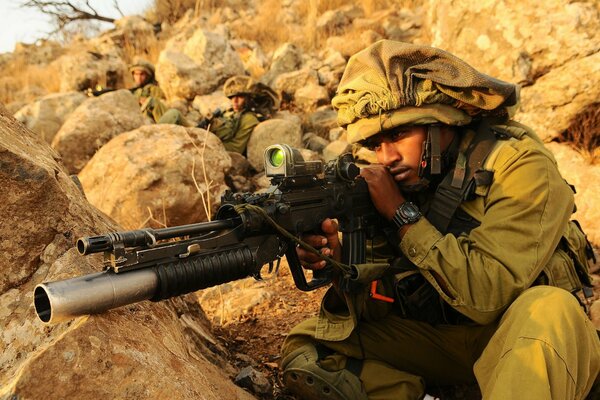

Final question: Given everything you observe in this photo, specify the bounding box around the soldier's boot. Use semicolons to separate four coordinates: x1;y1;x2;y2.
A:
281;343;368;400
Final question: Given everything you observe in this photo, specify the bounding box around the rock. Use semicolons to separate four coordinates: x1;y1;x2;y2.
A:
306;106;339;137
155;49;220;101
326;29;383;58
192;91;231;118
235;366;272;395
316;9;353;36
231;39;269;78
545;142;600;247
294;83;330;111
273;68;320;98
0;106;253;399
51;89;146;174
515;52;600;141
156;29;245;100
246;119;303;172
183;29;245;81
329;127;345;142
303;132;329;153
228;151;253;176
260;43;303;86
424;0;600;85
14;91;87;143
590;298;600;330
78;125;231;229
52;49;127;92
323;139;352;162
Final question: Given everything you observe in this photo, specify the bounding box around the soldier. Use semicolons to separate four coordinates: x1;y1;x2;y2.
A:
129;59;188;126
202;75;277;154
282;40;600;399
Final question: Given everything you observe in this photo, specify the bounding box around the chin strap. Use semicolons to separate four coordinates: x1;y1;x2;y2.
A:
417;124;443;179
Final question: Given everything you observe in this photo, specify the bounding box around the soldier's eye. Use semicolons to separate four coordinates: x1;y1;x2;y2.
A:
362;139;381;151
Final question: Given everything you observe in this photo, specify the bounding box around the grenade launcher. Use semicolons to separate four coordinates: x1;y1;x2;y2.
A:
34;145;381;324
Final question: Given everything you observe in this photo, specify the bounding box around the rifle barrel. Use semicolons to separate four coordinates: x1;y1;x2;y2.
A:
77;218;239;255
34;269;158;324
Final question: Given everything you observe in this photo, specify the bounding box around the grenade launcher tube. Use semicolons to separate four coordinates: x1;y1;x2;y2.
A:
34;245;256;324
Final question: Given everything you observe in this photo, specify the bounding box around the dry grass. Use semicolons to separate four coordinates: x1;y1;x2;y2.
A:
150;0;231;24
0;59;61;105
228;0;292;53
558;102;600;164
227;0;424;53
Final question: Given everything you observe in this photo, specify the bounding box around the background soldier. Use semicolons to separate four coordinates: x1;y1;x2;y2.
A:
129;58;188;126
282;40;600;399
201;75;278;154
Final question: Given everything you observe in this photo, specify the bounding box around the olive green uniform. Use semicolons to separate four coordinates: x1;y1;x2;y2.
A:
210;110;259;154
282;122;600;399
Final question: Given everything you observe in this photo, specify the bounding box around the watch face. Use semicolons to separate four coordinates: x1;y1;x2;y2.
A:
401;203;420;219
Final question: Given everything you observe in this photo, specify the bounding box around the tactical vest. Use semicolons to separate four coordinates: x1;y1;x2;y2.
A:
390;119;595;325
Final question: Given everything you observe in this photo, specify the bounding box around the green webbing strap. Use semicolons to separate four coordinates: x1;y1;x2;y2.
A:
233;204;354;276
427;119;498;233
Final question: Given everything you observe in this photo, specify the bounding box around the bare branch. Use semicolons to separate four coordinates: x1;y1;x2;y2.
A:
112;0;124;17
20;0;117;34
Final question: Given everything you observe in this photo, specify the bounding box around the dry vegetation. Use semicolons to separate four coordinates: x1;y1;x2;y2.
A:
558;102;600;164
0;59;61;105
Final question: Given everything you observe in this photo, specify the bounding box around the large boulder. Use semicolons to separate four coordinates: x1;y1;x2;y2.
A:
51;90;146;174
78;125;232;229
0;105;253;399
52;49;127;92
246;118;303;172
14;91;87;143
546;142;600;247
424;0;600;85
515;52;600;141
156;29;245;100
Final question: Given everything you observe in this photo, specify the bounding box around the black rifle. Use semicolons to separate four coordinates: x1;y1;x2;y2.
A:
34;145;381;324
86;86;136;97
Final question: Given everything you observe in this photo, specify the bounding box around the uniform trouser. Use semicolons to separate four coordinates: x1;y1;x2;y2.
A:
157;109;192;126
281;286;600;399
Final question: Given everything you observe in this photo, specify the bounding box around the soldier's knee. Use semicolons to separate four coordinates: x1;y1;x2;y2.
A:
281;342;367;400
509;286;585;329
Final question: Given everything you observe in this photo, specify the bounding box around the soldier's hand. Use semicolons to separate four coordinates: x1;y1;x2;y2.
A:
296;218;341;270
360;165;405;220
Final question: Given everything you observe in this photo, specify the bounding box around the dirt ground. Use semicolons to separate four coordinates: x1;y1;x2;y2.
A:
197;256;600;400
197;260;327;399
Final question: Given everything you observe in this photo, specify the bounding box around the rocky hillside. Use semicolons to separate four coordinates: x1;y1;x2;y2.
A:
1;1;599;399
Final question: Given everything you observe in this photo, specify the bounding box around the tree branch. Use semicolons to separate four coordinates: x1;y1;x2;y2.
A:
20;0;117;33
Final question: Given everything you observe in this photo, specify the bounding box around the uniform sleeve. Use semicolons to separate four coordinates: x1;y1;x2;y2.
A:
400;139;574;325
222;112;259;154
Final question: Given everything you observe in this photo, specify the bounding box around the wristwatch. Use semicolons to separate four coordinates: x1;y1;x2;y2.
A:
392;202;422;229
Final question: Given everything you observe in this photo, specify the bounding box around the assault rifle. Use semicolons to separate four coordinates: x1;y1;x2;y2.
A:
34;145;381;324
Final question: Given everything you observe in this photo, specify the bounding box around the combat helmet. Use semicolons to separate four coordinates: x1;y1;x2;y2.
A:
332;40;519;145
223;75;255;98
223;75;280;118
129;59;156;79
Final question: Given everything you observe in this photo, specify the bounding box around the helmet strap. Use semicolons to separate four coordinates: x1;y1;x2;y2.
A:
418;124;442;178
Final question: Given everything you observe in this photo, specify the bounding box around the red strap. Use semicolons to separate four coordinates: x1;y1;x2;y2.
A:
369;281;394;303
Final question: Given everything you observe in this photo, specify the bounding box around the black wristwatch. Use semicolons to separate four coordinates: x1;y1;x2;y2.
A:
392;202;422;229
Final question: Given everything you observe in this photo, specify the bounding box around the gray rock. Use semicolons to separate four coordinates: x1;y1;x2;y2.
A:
51;89;146;174
234;366;272;395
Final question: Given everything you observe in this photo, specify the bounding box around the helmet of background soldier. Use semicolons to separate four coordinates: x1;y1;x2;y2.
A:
129;59;156;80
223;75;255;98
331;40;519;144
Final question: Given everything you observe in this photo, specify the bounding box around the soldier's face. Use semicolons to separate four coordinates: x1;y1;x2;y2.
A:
365;126;427;186
363;125;455;187
132;70;150;86
231;95;246;112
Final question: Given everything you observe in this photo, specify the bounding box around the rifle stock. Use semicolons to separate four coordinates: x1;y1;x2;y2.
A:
34;145;381;324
